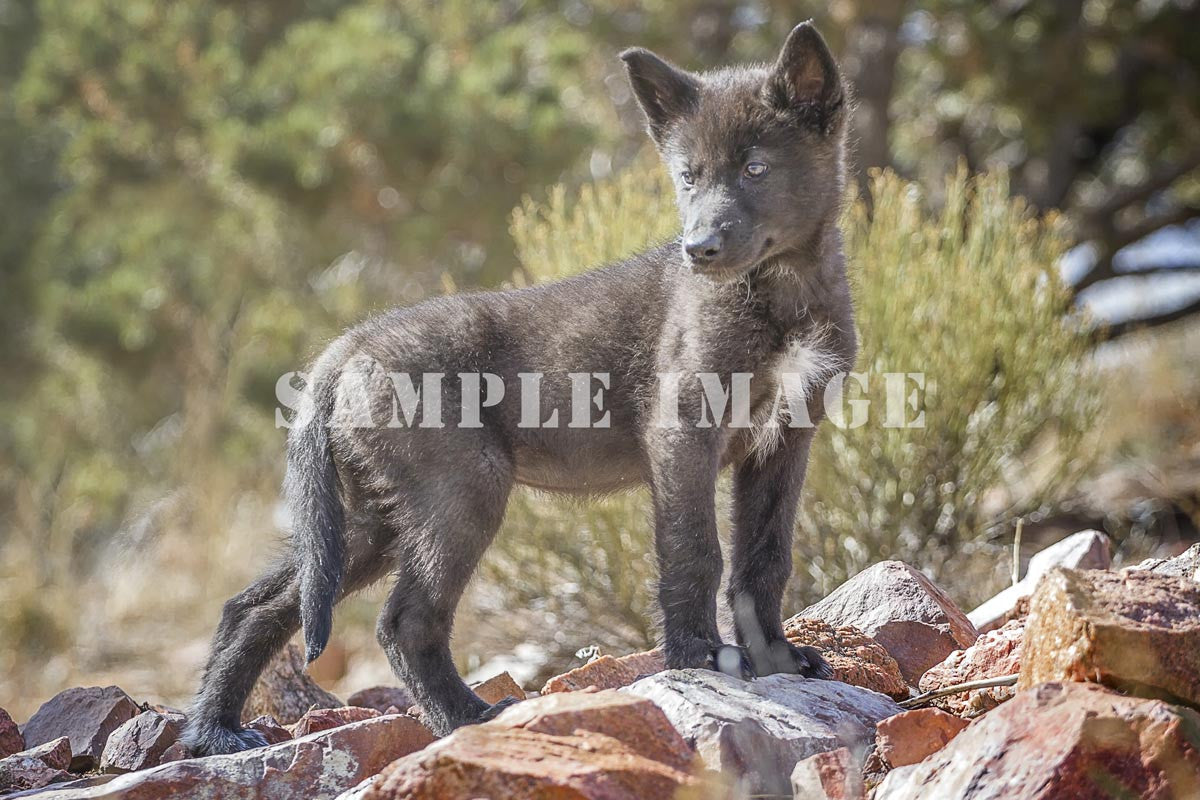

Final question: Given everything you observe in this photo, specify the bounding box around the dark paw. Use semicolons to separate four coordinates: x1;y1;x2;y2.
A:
751;640;833;678
710;644;756;681
181;722;269;757
476;696;520;723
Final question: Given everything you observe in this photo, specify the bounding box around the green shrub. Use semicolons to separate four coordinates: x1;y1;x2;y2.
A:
477;163;1098;673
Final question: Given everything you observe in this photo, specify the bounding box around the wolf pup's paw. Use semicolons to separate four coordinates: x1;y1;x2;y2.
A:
751;640;833;679
181;722;270;757
475;696;520;723
711;644;757;681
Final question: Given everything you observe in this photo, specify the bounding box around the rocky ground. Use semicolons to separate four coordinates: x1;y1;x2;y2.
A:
1;531;1197;799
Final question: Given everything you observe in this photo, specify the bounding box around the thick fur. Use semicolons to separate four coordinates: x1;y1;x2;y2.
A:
184;21;856;753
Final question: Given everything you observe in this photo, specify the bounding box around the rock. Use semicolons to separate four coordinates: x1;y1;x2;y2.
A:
0;708;23;758
99;710;185;774
345;686;414;715
1018;567;1200;708
790;747;864;800
0;738;73;794
243;643;342;725
19;714;435;800
874;682;1200;799
20;686;140;771
799;561;979;683
1130;542;1200;582
613;649;665;676
784;617;910;699
623;669;900;797
918;619;1024;716
874;708;969;768
245;715;292;745
290;707;380;738
346;689;699;800
968;529;1111;632
542;655;644;694
470;672;526;705
157;742;190;764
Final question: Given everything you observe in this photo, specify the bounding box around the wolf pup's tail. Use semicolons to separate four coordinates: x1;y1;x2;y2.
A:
286;373;345;665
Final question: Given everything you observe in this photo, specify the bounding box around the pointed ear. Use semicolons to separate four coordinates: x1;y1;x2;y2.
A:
764;22;845;131
620;48;701;145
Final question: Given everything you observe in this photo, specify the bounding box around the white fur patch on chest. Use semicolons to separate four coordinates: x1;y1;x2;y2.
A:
748;326;842;462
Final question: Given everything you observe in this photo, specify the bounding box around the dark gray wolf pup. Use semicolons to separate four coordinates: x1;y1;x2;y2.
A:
183;21;856;755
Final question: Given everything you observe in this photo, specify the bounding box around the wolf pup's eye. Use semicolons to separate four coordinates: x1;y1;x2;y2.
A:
744;161;768;179
680;169;695;187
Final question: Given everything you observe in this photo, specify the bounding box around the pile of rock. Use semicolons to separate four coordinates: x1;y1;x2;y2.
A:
1;534;1196;799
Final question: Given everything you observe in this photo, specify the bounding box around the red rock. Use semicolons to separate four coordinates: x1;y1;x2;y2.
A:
289;706;380;738
784;617;910;699
968;530;1112;632
874;708;969;768
875;682;1200;799
918;618;1024;715
157;742;191;764
20;686;140;771
243;643;342;725
789;747;864;800
19;714;435;799
245;715;292;745
799;561;978;683
1018;568;1200;708
541;650;665;694
0;708;23;758
0;737;73;793
471;672;526;705
346;686;414;715
353;690;698;800
99;710;184;773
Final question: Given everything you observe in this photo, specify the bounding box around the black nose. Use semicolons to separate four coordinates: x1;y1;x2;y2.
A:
684;232;723;263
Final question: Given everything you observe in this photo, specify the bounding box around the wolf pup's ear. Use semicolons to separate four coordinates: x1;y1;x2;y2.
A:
620;48;701;146
764;21;845;132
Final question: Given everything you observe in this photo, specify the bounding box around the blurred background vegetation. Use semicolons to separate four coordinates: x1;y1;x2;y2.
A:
2;0;1199;716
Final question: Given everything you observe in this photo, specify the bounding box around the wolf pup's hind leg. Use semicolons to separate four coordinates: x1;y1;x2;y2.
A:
181;559;302;755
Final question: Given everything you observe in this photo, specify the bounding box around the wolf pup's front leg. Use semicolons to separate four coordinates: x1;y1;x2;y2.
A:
648;431;755;680
727;426;833;679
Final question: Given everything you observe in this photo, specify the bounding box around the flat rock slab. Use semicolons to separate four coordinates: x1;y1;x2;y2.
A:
1018;567;1200;708
345;689;699;800
21;713;435;800
622;669;900;797
244;643;342;725
20;686;139;771
919;619;1024;716
968;530;1111;632
784;617;910;699
799;561;978;683
874;682;1200;799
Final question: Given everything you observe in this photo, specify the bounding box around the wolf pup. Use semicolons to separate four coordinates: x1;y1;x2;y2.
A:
183;21;855;754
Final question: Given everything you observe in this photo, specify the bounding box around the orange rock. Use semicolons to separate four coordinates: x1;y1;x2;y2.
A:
875;682;1200;799
289;706;380;738
471;672;527;705
784;618;910;699
874;708;969;768
919;618;1023;715
1018;568;1200;708
356;689;698;800
541;649;664;694
790;747;864;800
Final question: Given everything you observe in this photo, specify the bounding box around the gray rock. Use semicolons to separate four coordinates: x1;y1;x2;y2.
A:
99;710;185;773
622;669;899;797
1129;542;1200;582
968;530;1111;633
799;561;979;683
20;686;140;772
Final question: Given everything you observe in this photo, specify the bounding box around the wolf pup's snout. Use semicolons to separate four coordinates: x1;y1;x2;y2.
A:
683;229;723;265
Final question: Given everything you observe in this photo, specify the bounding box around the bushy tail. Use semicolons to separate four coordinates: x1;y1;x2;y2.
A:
286;376;345;664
